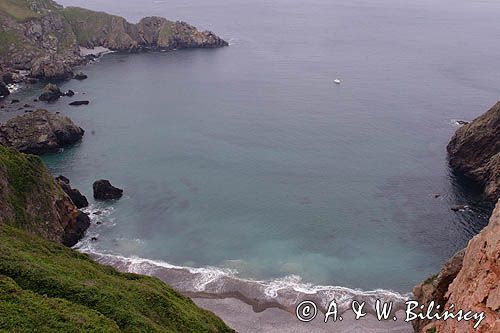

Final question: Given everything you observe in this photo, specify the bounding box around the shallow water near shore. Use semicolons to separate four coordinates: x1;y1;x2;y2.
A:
4;0;499;300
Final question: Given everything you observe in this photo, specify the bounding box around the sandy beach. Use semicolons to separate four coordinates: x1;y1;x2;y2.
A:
194;297;413;333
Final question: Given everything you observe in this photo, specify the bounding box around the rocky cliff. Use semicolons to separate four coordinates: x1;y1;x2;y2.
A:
0;144;88;246
447;101;500;202
0;0;227;80
413;201;500;332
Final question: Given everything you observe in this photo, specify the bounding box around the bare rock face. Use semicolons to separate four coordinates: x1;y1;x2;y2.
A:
423;201;500;333
55;175;89;209
0;109;84;154
31;55;74;80
412;249;465;332
0;145;90;247
447;101;500;202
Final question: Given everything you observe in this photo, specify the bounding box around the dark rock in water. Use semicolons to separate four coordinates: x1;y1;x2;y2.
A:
0;82;10;99
451;205;468;212
74;72;88;80
0;109;84;155
455;120;469;126
39;83;63;102
91;237;98;242
69;100;90;106
23;104;32;108
33;98;38;102
11;99;19;104
2;73;14;84
93;180;123;200
55;175;89;209
447;101;500;202
65;89;75;97
62;211;91;247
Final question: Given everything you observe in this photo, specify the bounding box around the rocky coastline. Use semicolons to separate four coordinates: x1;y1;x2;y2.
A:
412;101;500;332
0;0;227;84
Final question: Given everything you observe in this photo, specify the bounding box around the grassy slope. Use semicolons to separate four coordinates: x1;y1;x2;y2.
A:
0;225;233;332
0;145;60;230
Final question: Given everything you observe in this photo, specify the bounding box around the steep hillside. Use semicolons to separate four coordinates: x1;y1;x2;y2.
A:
0;145;233;331
0;224;233;332
0;144;88;246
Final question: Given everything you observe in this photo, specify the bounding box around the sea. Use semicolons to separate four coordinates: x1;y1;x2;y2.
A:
3;0;500;312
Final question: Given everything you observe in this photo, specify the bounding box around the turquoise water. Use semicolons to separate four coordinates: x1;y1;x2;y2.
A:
12;0;500;293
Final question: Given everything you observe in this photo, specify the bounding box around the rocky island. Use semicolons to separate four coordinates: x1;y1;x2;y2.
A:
0;0;227;81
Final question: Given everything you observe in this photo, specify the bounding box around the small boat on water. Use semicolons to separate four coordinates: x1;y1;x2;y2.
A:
333;79;341;84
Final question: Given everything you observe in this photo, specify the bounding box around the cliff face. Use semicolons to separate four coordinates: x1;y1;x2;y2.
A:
0;144;88;246
447;101;500;202
414;202;500;333
0;0;228;80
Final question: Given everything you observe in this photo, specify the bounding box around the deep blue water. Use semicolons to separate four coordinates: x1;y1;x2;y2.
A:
5;0;500;293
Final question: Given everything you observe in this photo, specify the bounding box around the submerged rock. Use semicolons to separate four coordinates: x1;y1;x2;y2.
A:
0;109;84;154
93;180;123;200
39;83;63;102
69;100;90;106
74;72;88;80
55;175;89;209
447;101;500;202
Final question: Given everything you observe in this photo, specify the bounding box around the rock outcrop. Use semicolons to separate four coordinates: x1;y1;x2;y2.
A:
0;0;227;80
93;179;123;200
39;83;63;101
414;201;500;332
447;101;500;202
0;109;84;154
412;249;465;332
0;145;90;246
55;175;89;209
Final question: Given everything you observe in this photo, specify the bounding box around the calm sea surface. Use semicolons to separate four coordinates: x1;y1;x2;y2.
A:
12;0;500;292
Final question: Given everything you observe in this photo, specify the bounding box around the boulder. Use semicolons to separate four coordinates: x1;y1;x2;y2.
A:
69;100;90;106
39;83;63;102
65;89;75;97
0;82;10;98
0;109;84;154
93;180;123;200
55;175;89;209
447;101;500;202
74;72;88;80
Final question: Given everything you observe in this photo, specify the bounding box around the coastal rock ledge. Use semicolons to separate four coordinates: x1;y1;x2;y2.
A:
0;109;84;155
447;101;500;202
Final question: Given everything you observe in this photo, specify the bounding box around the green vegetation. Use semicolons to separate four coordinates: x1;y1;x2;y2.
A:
0;145;59;228
0;224;233;332
423;274;438;285
0;27;20;55
62;7;126;46
0;0;39;20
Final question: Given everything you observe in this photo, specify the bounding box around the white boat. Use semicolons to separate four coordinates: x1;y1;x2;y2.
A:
333;79;341;84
